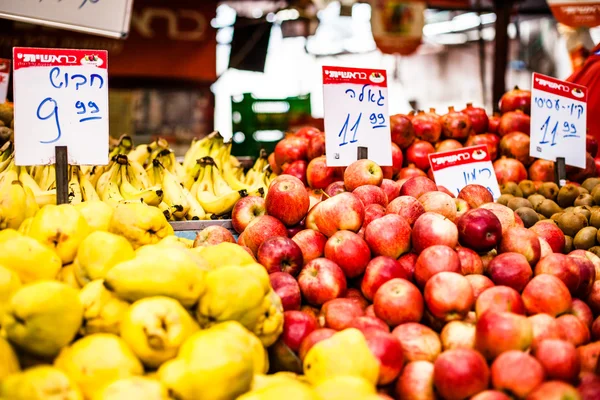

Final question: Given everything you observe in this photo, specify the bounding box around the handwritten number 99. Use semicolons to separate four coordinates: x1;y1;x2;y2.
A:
36;97;62;144
79;0;99;9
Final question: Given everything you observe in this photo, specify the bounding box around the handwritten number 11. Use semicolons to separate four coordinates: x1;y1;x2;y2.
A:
540;115;558;147
339;113;361;146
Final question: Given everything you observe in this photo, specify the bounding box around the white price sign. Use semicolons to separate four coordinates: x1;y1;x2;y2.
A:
428;145;501;200
322;66;392;167
0;59;9;104
13;47;109;166
530;72;587;168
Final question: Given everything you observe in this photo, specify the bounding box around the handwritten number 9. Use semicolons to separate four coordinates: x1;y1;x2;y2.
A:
37;98;61;144
79;0;99;9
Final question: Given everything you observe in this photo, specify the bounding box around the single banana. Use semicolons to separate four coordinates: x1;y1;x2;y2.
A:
118;164;163;206
34;189;57;207
196;188;246;216
18;166;42;194
78;169;100;202
68;166;84;204
127;143;152;165
127;159;151;189
154;160;189;219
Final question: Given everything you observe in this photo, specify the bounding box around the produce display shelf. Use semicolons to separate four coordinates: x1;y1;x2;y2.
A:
170;219;237;240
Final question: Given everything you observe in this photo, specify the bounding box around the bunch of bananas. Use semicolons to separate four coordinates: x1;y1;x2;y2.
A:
0;132;277;221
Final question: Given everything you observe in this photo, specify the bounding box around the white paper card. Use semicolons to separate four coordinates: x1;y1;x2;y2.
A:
429;144;501;200
322;66;393;167
13;47;109;166
0;59;9;104
530;72;587;168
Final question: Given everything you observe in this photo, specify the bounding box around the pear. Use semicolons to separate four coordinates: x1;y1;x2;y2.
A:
109;203;174;249
157;235;194;249
239;378;317;400
54;334;144;400
158;325;255;400
27;204;90;264
0;264;21;321
0;228;20;242
303;328;380;386
104;247;204;307
79;280;130;336
0;234;61;283
74;200;114;232
0;336;20;380
0;181;38;230
73;231;135;286
3;281;83;357
57;264;82;289
120;296;199;368
192;242;256;270
0;365;82;400
92;377;170;400
313;375;377;400
18;217;33;235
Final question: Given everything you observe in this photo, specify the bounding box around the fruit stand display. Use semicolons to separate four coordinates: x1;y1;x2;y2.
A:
2;85;600;400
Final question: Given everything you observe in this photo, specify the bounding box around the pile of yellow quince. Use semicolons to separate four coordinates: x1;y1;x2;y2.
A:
0;201;381;400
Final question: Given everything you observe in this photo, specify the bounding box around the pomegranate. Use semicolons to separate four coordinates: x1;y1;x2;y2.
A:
390;114;416;149
499;86;532;115
528;159;555;182
567;152;598;183
587;134;599;157
498;110;531;137
441;106;472;141
488;113;501;134
435;139;463;153
398;164;427;180
412;110;442;143
382;143;404;179
596;158;600;175
465;134;500;161
462;103;489;134
499;132;533;166
406;140;435;171
493;156;527;184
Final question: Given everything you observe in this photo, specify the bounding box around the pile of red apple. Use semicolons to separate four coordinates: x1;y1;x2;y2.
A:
226;157;600;399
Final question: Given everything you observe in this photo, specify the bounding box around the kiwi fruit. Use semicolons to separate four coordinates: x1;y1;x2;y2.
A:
574;193;594;207
592;185;600;206
557;184;581;208
557;212;588;237
564;207;575;214
582;178;600;193
507;197;533;211
497;194;514;206
551;212;564;222
588;246;600;258
518;180;537;198
564;235;574;253
515;207;539;228
574;226;598;250
573;205;592;221
590;209;600;229
538;182;559;201
538;199;563;219
528;194;545;211
500;182;523;197
578;187;590;196
537;213;547;221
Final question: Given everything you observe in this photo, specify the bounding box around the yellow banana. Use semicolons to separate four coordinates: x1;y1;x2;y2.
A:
127;159;151;189
154;160;189;219
196;188;246;216
68;166;83;204
78;169;100;202
100;163;124;207
18;166;42;194
127;143;152;165
182;131;219;173
0;153;15;175
182;186;206;220
118;166;163;206
157;201;172;221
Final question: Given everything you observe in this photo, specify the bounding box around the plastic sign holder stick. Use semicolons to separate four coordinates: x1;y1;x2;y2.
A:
55;146;68;204
555;157;567;188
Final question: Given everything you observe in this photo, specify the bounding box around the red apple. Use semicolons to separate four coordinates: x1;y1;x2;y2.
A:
361;256;409;301
522;275;572;317
570;250;600;282
353;185;388;208
381;142;403;179
392;322;441;362
386;196;425;226
365;214;412;259
491;351;544;398
527;381;581;400
324;230;371;278
568;254;596;298
424;272;474;321
454;197;470;219
395;361;436;400
306;156;335;189
282;310;318;352
344;288;369;310
478;203;517;235
471;391;511;400
457;246;484;275
265;175;309;227
268;152;282;174
588;281;600;315
436;185;455;198
530;221;566;254
412;212;459;253
231;196;266;234
193;225;236;247
499;226;541;265
579;372;600;400
433;348;490;400
307;132;325;160
399;176;437;199
539;237;552;258
324;181;345;197
440;320;476;350
414;245;460;288
295;126;322;141
533;339;580;383
557;314;591;347
577;342;600;374
257;236;304;275
243;215;289;255
380;179;400;203
364;329;404;385
475;311;533;360
457;208;502;252
274;135;308;167
297;328;336;361
529;313;565;350
398;253;418;282
466;274;495;303
297;258;347;306
291;229;327;265
365;304;376;318
349;316;390;334
373;278;424;327
321;298;365;331
269;272;301;311
283;160;308;186
344;159;383;191
475;285;525;317
488;252;533;293
418;191;457;221
363;204;386;229
457;184;494;208
311;192;365;237
534;254;580;295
